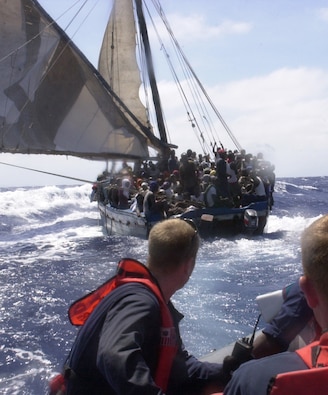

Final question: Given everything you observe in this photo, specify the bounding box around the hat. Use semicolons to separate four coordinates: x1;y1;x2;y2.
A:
162;181;171;190
141;182;148;190
149;181;159;192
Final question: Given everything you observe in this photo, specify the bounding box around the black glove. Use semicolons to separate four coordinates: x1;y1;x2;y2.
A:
218;339;254;386
220;354;243;384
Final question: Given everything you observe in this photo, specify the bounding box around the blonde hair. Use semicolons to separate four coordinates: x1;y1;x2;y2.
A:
147;218;199;272
301;215;328;302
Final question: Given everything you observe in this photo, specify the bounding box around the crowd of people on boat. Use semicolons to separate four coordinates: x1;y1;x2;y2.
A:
91;146;275;222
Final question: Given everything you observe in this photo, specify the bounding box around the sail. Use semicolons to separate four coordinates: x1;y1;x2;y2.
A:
99;0;149;131
0;0;167;160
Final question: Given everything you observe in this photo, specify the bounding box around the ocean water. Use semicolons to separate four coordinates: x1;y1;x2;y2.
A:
0;176;327;394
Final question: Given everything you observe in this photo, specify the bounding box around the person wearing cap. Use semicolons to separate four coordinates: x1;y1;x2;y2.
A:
62;219;225;394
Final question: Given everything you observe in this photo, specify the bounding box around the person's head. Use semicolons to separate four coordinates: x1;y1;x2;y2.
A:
141;182;148;191
147;218;200;278
149;181;159;193
218;149;226;159
300;215;328;328
162;181;171;190
122;179;131;189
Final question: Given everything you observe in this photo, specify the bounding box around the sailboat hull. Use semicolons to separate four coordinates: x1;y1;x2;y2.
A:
98;200;269;238
98;203;149;238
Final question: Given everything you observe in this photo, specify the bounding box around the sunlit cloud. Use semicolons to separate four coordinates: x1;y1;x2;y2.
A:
151;13;252;43
158;67;328;176
317;7;328;21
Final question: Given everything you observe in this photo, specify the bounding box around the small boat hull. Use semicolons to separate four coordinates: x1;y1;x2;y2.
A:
98;200;269;238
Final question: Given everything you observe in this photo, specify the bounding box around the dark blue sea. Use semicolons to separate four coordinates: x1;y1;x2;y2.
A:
0;176;327;394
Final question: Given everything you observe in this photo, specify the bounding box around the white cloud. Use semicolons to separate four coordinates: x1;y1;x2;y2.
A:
318;7;328;22
214;67;328;110
213;68;328;176
152;13;251;43
159;67;328;177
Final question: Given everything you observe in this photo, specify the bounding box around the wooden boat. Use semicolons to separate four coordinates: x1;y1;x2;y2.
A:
98;199;269;238
0;0;273;238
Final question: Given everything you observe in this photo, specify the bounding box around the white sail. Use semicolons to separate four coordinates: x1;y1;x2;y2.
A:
99;0;149;130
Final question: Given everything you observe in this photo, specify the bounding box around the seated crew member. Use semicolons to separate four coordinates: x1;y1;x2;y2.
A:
216;281;318;390
56;219;226;395
223;215;328;395
252;281;317;359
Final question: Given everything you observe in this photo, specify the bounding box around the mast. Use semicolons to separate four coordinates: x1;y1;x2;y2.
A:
135;0;168;150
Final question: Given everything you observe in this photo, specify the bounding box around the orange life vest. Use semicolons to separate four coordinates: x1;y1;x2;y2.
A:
268;332;328;395
67;258;178;392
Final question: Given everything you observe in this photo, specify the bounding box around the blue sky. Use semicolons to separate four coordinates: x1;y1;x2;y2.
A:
1;0;327;186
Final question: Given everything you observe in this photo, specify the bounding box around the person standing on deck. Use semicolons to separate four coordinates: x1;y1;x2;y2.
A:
143;181;168;223
215;149;230;199
168;149;180;174
179;150;200;199
226;152;240;206
117;178;131;209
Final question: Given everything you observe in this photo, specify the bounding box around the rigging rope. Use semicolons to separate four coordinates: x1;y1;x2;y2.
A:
0;0;84;65
149;0;243;153
145;1;210;156
0;161;94;184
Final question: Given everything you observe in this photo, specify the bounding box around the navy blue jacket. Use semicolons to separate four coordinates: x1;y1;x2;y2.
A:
224;282;314;395
224;351;308;395
262;281;313;349
66;282;222;395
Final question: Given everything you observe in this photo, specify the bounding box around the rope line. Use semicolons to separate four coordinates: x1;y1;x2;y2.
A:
0;161;94;184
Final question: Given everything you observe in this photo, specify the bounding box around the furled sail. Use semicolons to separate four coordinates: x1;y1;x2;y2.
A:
0;0;167;160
